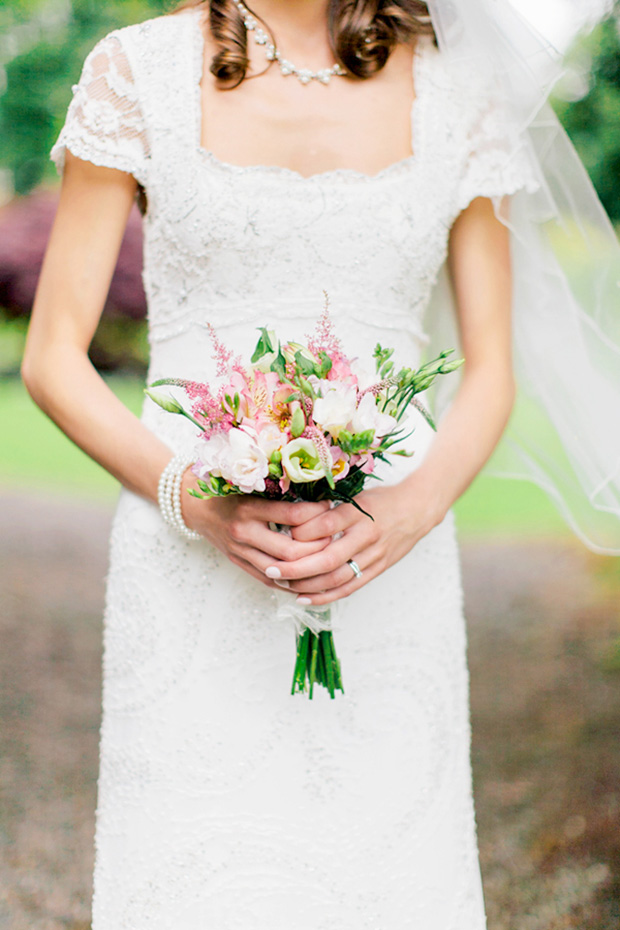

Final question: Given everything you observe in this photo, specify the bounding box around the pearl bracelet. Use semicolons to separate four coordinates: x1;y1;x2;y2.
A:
157;453;202;541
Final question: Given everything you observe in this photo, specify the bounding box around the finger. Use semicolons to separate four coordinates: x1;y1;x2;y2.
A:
295;556;383;606
231;536;331;579
245;498;331;527
230;519;332;561
289;503;359;542
227;552;282;589
288;543;380;594
264;526;371;581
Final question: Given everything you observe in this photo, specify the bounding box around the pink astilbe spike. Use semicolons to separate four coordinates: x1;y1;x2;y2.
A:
304;425;334;478
184;380;232;435
306;292;342;358
358;377;398;402
206;323;243;377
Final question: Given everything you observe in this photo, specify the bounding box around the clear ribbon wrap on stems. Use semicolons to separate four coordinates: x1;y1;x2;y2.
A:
425;0;620;555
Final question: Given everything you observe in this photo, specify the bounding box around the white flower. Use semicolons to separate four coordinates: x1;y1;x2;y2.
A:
194;432;229;479
281;438;325;484
218;428;270;493
351;393;398;441
312;384;357;439
349;359;377;392
255;423;284;458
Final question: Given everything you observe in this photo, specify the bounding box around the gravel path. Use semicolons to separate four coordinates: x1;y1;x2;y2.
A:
1;492;619;929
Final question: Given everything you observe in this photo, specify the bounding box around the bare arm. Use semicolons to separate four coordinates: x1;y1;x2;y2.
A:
23;155;329;580
265;196;516;602
404;195;515;517
22;153;172;500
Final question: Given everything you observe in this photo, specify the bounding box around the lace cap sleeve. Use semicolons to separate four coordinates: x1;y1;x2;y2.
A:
455;84;539;214
51;33;149;185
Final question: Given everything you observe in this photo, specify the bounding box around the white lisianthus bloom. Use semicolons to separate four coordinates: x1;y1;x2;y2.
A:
218;428;270;493
351;393;398;441
312;385;357;439
281;438;325;483
193;432;230;479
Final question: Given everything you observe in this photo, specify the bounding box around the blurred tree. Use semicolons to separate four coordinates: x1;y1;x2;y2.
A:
0;0;171;196
554;11;620;223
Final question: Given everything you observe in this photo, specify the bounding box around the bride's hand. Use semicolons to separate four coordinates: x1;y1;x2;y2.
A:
260;482;446;606
181;469;332;588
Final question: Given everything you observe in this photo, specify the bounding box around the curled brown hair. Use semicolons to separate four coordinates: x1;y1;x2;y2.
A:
173;1;435;87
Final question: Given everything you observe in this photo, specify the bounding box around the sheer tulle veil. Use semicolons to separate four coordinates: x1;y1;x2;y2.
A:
423;0;620;554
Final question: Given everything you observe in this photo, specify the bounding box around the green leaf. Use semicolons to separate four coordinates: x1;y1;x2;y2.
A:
317;351;333;377
271;349;288;380
294;350;317;377
251;327;275;363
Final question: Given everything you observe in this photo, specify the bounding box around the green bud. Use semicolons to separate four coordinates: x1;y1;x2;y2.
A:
291;406;306;438
270;449;282;465
269;462;283;478
440;358;465;373
356;429;375;447
144;389;184;415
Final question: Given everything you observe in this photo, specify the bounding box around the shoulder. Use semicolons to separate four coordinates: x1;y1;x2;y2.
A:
85;9;201;66
418;37;487;110
418;37;519;148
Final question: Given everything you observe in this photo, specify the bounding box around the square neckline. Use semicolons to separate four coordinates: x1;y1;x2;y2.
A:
187;8;431;184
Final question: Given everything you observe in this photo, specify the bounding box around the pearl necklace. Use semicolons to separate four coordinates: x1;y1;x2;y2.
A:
233;0;347;85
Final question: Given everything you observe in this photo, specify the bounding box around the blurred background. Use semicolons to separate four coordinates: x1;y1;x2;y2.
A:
0;1;619;928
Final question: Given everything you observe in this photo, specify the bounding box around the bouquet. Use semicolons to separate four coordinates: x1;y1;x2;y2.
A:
146;300;462;699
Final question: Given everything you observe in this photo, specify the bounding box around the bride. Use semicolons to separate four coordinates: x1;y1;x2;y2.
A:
21;0;620;927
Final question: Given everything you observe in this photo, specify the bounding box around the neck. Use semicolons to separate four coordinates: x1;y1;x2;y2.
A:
247;1;330;34
244;0;333;59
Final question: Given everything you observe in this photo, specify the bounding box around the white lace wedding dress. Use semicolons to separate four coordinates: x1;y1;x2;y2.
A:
52;9;535;929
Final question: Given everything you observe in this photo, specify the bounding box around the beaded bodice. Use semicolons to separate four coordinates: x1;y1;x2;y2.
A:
52;8;535;452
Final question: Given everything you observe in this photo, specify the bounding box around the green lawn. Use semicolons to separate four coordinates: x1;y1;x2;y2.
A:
0;374;569;538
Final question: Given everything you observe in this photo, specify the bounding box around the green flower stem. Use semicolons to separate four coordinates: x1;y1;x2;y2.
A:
309;634;319;699
291;627;344;699
321;631;336;698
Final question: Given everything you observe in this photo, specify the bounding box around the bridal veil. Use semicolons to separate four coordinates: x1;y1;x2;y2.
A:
424;0;620;554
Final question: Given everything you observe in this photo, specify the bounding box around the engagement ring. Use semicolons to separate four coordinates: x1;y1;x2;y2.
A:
347;559;363;579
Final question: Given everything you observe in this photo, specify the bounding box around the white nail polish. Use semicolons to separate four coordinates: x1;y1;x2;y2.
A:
296;597;312;605
266;566;281;579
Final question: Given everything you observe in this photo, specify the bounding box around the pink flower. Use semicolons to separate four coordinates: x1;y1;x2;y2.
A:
326;351;357;385
330;447;350;482
351;452;375;475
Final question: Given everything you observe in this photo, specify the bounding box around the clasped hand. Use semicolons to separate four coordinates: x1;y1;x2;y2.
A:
184;471;444;606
